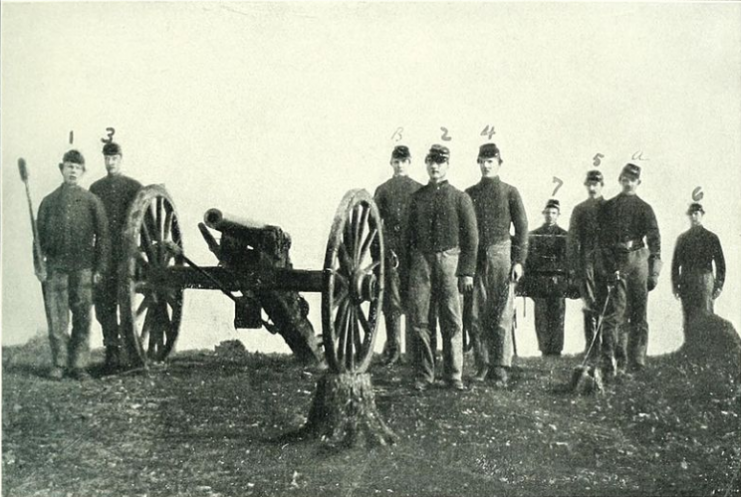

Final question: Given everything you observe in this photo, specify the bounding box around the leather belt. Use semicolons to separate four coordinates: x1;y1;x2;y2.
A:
614;239;645;252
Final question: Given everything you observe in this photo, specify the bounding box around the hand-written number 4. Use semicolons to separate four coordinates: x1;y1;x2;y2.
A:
481;125;495;140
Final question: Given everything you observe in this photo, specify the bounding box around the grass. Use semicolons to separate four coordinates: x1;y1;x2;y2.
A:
2;333;740;497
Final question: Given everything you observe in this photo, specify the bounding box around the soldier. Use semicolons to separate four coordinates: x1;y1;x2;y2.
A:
597;163;661;378
405;144;478;391
37;150;110;380
567;170;606;355
671;202;726;342
90;142;143;371
530;199;568;356
465;143;527;386
374;145;422;365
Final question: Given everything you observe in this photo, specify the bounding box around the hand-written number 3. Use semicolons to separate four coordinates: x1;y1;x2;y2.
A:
101;127;116;144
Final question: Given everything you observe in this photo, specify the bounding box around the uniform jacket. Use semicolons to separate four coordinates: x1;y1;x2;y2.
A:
566;196;604;273
528;223;568;273
671;225;726;294
90;174;142;262
37;183;110;273
374;175;423;254
465;176;528;265
598;193;661;272
405;180;478;276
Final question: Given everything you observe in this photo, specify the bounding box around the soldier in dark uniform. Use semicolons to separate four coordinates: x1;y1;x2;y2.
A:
598;163;661;378
37;150;110;380
465;143;528;386
530;199;568;356
567;170;606;355
405;144;478;391
90;142;143;371
671;202;726;342
374;145;422;365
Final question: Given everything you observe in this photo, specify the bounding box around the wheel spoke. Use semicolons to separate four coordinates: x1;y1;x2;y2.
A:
358;226;378;266
140;222;158;264
355;303;372;338
163;207;174;243
353;308;363;361
335;300;350;365
337;242;354;274
136;294;153;317
346;307;356;371
361;260;381;274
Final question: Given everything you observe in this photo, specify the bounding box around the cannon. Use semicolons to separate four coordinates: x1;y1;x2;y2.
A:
117;185;385;374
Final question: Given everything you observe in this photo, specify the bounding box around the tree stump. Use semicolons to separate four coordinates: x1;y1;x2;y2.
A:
287;373;396;448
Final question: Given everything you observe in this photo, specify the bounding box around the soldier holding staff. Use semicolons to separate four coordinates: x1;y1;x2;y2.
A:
37;150;110;380
597;163;661;378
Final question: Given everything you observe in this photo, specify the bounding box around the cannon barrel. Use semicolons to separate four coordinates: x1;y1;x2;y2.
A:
204;208;269;235
203;207;291;264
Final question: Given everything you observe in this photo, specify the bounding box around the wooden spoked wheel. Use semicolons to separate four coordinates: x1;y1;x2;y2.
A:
322;189;384;374
120;185;184;365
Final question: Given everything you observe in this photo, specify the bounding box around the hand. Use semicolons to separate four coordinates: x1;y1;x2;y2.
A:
458;276;474;294
93;272;102;285
713;288;722;300
647;274;659;292
389;250;399;270
607;271;621;287
36;269;47;284
510;263;523;283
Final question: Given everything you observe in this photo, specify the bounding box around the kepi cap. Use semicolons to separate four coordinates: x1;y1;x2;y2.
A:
102;142;122;156
478;143;501;161
544;198;560;211
62;149;85;166
391;145;411;161
585;169;604;184
687;202;705;215
620;163;641;180
426;144;450;164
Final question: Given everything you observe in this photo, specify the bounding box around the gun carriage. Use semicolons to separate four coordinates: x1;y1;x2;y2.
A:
117;185;385;374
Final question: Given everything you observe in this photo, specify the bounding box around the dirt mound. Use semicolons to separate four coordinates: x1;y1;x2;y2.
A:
682;312;741;374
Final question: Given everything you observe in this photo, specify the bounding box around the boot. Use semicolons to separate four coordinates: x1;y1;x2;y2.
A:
103;346;121;373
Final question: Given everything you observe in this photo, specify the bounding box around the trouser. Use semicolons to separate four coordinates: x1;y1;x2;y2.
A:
382;256;403;356
470;241;515;369
95;272;121;349
679;271;715;342
408;248;463;383
601;248;650;370
534;297;565;355
43;268;94;369
579;252;609;354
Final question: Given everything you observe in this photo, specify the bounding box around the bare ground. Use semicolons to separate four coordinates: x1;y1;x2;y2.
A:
2;333;740;497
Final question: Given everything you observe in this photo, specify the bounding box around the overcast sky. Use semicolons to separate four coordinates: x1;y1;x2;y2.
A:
2;1;740;358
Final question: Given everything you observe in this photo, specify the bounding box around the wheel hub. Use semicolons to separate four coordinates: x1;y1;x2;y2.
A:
351;269;377;303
